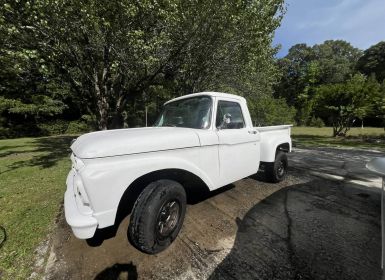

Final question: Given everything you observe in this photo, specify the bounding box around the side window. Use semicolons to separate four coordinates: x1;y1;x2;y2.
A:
216;100;245;129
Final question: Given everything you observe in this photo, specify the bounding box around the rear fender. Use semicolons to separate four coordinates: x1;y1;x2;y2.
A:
260;136;291;163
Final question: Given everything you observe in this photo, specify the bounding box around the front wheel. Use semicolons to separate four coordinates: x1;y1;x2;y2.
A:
128;179;186;254
265;151;288;183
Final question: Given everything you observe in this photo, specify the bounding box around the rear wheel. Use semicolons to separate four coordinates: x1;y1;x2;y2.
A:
128;179;186;254
265;151;288;183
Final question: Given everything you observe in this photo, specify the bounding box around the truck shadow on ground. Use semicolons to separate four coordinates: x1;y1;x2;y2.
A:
209;178;382;280
94;262;138;280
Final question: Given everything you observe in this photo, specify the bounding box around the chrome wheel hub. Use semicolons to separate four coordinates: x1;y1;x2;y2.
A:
277;161;285;177
158;200;180;237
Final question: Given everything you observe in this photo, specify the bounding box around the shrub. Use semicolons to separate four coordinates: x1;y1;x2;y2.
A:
0;127;10;139
250;96;296;126
308;116;325;128
38;120;69;135
65;120;90;134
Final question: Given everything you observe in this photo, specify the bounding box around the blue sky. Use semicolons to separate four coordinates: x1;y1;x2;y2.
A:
273;0;385;57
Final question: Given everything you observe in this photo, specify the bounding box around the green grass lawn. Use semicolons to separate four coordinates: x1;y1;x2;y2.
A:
292;126;385;151
0;136;73;279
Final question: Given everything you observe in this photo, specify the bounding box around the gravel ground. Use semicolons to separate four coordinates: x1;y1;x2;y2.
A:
40;147;383;280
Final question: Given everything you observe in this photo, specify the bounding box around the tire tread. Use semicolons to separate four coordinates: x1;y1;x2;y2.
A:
128;179;186;254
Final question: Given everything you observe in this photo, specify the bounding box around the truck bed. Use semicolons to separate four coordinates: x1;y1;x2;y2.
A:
255;124;293;132
255;125;293;162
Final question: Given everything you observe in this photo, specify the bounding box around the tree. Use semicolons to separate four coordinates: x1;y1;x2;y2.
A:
314;74;379;136
250;95;296;126
313;40;362;84
26;0;284;130
370;78;385;128
357;41;385;82
0;2;68;136
275;40;362;126
274;43;314;106
295;60;319;125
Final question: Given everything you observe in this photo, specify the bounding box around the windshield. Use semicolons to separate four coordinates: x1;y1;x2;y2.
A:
155;96;212;129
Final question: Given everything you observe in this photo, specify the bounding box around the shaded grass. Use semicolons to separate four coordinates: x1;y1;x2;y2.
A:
292;127;385;151
0;136;75;279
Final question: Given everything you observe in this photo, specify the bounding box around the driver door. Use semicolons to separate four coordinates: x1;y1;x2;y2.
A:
215;99;260;186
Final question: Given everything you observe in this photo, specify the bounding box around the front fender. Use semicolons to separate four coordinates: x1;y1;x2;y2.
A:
79;149;214;228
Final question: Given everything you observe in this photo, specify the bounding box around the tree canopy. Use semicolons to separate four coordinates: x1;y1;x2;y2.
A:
1;1;385;138
314;74;380;136
357;41;385;82
0;0;286;135
274;39;385;135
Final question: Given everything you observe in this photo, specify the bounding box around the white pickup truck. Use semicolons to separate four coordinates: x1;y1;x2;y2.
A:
65;92;292;253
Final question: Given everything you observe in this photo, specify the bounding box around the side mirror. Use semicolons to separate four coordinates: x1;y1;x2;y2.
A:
218;113;231;129
223;113;231;125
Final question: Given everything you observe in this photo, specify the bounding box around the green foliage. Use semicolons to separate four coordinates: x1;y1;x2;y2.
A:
314;74;381;136
65;121;89;134
308;116;325;128
312;40;362;84
250;96;296;126
357;41;385;82
37;115;95;136
275;40;362;125
0;1;72;136
274;43;314;106
0;96;66;117
29;0;284;130
0;0;287;136
37;120;70;135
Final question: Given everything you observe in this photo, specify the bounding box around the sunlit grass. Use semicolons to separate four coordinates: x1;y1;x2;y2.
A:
292;126;385;151
0;136;73;279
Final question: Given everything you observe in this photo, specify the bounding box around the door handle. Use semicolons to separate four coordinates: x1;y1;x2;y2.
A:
248;130;257;134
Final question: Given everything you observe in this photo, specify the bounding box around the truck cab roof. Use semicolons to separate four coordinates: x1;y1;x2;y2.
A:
166;92;246;104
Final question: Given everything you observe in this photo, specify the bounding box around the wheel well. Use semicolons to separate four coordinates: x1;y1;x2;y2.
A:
276;143;290;156
115;169;210;224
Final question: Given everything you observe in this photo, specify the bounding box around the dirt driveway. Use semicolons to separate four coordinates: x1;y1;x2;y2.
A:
41;147;382;280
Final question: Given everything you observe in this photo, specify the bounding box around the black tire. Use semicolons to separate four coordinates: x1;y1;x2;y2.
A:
128;179;186;254
265;151;288;183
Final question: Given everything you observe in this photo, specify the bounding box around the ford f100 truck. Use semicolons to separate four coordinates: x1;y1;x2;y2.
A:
65;92;292;253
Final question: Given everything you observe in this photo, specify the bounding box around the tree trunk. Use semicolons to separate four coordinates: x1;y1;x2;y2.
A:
332;126;338;137
109;94;126;129
94;69;109;130
97;96;109;130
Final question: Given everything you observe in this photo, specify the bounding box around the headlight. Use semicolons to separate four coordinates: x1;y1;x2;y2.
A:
74;176;90;206
71;153;85;171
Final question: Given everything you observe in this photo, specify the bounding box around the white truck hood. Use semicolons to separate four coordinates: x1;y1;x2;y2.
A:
71;127;200;159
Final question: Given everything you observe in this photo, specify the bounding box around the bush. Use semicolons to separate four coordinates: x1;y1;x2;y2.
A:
308;116;325;127
0;114;97;138
250;96;296;126
0;127;11;139
65;120;90;134
0;122;43;138
79;114;97;129
38;120;69;135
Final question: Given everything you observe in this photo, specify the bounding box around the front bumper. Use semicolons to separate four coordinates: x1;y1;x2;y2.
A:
64;170;98;239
